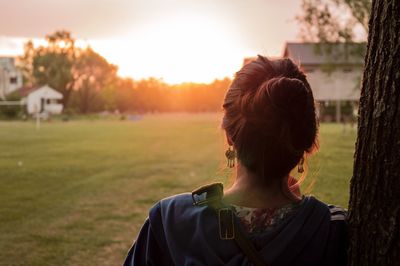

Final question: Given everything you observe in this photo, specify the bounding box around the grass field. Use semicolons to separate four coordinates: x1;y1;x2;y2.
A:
0;113;356;266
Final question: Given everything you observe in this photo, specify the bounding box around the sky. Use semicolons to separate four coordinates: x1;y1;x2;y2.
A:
0;0;303;84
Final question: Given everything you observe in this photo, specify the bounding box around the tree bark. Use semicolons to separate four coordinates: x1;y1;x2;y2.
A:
348;0;400;265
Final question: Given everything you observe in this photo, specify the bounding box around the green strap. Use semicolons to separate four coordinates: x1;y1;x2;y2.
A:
211;201;267;266
192;183;266;266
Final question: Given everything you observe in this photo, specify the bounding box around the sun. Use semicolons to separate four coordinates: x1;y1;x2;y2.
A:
89;14;248;84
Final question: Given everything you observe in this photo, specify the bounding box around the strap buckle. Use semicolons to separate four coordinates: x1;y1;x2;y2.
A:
219;208;235;240
192;183;223;206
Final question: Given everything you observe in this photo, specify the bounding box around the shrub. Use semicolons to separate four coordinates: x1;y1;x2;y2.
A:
0;94;24;120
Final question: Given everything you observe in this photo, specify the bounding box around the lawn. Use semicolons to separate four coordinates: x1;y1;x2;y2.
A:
0;113;356;266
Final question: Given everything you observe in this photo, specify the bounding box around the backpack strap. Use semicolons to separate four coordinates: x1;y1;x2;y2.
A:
192;183;267;266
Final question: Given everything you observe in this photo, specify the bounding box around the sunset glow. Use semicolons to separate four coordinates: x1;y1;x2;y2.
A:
0;0;303;84
90;14;248;83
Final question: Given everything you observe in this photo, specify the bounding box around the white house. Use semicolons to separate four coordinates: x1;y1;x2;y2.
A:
283;42;365;122
244;43;365;122
0;57;23;99
14;85;63;115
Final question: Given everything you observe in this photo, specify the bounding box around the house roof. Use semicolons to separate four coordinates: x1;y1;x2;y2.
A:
283;42;366;65
0;57;17;70
243;56;281;66
0;56;16;63
11;85;63;99
14;85;42;97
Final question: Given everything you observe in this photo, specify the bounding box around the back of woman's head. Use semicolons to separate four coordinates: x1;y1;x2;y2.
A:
222;55;318;183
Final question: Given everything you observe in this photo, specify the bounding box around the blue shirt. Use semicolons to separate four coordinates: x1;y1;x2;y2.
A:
124;193;347;265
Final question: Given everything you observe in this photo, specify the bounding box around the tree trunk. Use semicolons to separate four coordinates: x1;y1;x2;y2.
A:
348;0;400;265
61;87;72;111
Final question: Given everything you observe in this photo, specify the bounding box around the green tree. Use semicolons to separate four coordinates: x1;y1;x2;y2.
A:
18;40;35;85
19;31;119;113
133;78;169;113
72;47;118;113
20;30;77;108
114;78;136;112
297;0;371;42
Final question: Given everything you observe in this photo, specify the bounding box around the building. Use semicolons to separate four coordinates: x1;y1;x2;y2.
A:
283;42;365;122
0;57;23;99
13;85;63;115
244;43;365;122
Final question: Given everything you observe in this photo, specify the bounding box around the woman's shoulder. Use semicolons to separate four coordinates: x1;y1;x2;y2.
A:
148;192;209;224
306;195;347;222
148;193;192;214
150;183;224;218
160;192;193;205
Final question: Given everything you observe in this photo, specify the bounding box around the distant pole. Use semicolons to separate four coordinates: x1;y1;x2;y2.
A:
33;103;40;130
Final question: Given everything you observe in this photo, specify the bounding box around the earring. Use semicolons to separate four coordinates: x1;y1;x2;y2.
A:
298;157;305;173
225;146;236;168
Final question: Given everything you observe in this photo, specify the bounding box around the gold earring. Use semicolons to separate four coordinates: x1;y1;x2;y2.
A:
225;146;236;168
298;157;304;173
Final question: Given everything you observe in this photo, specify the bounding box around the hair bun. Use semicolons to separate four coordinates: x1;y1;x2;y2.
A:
258;77;309;118
251;76;313;151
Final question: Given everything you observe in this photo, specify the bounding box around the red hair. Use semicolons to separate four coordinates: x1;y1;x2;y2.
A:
222;56;318;187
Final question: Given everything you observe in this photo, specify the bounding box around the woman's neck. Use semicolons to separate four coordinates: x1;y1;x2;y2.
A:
223;163;301;209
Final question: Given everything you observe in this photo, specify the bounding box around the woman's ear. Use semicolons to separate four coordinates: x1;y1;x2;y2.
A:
225;133;233;146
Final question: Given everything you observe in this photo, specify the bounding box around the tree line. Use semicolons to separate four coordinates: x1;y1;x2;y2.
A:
16;30;231;115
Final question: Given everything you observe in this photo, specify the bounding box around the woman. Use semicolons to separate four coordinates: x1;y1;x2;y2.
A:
124;56;347;266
